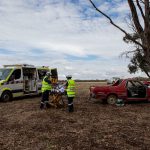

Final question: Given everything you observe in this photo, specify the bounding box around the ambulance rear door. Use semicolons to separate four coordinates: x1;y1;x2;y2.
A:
37;68;49;93
51;68;58;84
23;67;37;93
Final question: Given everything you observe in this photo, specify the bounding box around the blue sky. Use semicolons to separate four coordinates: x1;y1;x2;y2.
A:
0;0;146;79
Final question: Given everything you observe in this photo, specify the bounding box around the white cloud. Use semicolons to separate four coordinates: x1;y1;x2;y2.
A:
0;0;147;79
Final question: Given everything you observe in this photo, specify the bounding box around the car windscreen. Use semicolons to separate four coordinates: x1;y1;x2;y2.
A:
0;68;12;80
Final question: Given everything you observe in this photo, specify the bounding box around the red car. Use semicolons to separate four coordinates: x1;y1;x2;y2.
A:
89;79;150;105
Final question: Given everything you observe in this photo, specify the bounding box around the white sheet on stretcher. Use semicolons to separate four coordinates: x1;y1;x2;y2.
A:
58;87;65;93
52;86;65;93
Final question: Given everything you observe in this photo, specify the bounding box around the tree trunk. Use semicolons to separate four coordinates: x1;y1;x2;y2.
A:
144;0;150;68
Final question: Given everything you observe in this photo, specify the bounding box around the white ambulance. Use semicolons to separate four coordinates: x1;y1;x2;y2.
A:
0;64;58;102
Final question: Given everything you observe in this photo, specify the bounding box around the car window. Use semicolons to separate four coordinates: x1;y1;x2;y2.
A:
127;81;134;88
10;69;21;80
132;81;143;87
127;80;144;88
127;81;136;88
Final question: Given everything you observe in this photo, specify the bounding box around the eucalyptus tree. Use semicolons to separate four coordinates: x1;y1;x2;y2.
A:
89;0;150;77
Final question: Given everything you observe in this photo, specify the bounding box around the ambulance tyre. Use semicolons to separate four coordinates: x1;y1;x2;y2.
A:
1;91;12;102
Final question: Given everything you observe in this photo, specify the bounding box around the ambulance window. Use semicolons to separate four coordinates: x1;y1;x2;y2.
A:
38;70;46;80
51;69;57;78
12;69;21;80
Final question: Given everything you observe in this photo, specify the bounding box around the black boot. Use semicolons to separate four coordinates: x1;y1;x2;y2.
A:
68;104;74;112
70;105;74;112
40;103;44;109
46;103;51;108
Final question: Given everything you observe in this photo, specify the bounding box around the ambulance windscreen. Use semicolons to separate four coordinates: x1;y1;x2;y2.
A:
0;69;12;80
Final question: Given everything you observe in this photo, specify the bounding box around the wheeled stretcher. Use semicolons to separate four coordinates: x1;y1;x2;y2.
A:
49;85;65;108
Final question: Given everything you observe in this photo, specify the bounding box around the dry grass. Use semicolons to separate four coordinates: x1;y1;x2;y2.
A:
0;82;150;150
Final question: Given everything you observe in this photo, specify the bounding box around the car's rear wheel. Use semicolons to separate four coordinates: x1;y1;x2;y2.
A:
1;91;12;102
107;94;117;105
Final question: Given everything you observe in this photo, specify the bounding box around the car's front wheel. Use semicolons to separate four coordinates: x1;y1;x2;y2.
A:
1;91;12;102
107;94;117;105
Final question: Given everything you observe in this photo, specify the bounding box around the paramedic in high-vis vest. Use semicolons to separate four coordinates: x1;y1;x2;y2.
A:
40;72;52;109
65;75;75;112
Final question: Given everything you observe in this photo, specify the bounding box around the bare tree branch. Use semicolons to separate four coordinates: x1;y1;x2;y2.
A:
139;0;145;4
125;14;137;33
120;48;141;58
89;0;144;48
136;0;145;21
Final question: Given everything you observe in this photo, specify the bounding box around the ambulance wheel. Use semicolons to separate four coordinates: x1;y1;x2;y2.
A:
107;94;117;105
1;91;12;102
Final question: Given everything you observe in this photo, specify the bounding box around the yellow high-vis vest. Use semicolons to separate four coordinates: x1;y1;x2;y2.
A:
67;79;75;97
41;76;52;92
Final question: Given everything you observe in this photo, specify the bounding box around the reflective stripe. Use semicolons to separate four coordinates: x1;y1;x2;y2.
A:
13;92;23;98
44;101;49;103
68;102;73;106
68;94;75;97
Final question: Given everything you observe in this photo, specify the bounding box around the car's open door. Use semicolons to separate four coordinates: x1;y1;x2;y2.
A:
126;80;147;102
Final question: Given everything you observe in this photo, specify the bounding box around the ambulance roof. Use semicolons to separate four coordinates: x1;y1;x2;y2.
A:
36;66;57;70
3;64;35;68
36;66;49;70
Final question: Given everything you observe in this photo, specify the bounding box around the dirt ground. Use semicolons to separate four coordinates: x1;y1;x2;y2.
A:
0;82;150;150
